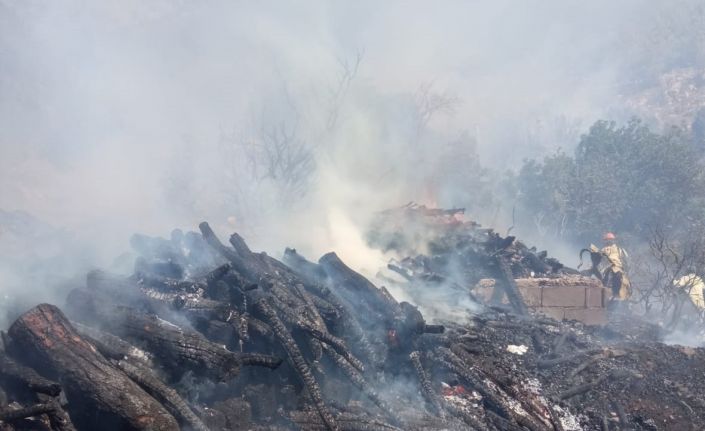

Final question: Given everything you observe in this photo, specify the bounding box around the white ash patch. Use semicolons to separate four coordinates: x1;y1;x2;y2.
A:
522;377;583;431
553;404;584;431
443;394;481;410
507;344;529;355
483;379;530;417
127;346;151;362
544;324;561;333
523;377;542;395
156;315;181;330
440;382;482;409
521;378;551;411
506;398;531;417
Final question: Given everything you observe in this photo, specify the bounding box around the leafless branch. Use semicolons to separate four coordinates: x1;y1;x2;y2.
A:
414;81;461;140
636;225;705;325
326;49;364;131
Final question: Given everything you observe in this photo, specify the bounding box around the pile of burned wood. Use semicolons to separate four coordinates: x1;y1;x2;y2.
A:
371;203;569;280
1;221;704;430
370;204;577;317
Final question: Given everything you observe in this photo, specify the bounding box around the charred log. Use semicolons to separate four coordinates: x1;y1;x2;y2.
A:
201;262;232;284
7;304;179;431
282;248;327;282
0;353;61;397
536;349;603;369
72;321;155;368
321;344;399;425
409;351;443;416
436;347;513;421
556;369;640;401
34;393;76;431
0;403;55;422
318;252;401;323
93;306;281;381
115;360;209;431
495;256;527;316
254;297;340;431
288;409;402;431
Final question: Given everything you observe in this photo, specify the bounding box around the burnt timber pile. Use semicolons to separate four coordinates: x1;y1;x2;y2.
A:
0;221;704;430
369;203;607;322
369;203;571;287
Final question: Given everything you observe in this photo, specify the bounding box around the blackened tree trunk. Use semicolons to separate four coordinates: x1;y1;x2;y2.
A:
7;304;179;431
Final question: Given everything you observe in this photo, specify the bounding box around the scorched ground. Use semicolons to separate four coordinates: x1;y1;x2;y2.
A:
0;220;703;430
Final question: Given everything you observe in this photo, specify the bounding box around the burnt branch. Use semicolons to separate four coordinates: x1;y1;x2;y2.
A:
115;360;209;431
409;351;443;416
95;306;282;381
0;352;62;397
255;297;340;431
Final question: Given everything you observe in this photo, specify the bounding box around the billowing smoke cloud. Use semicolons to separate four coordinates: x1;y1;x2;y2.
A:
1;0;703;320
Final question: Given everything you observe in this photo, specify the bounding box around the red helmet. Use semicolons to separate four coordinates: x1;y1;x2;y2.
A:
603;232;616;241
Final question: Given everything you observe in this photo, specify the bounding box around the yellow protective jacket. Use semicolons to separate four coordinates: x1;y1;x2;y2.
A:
600;244;628;274
674;274;705;310
589;243;630;299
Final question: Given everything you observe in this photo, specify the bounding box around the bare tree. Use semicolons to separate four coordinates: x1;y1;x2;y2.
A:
635;226;705;328
217;50;366;220
238;119;315;201
325;50;363;132
413;81;461;142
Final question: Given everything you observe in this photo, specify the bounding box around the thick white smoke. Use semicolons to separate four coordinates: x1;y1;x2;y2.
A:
1;0;704;321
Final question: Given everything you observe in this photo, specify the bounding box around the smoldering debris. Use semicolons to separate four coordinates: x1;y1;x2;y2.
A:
369;202;580;321
0;220;704;430
368;203;570;283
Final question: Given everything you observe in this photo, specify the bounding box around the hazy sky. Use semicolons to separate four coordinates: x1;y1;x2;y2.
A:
0;0;700;260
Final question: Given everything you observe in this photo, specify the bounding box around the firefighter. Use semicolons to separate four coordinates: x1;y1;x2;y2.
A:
599;232;631;300
673;273;705;311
